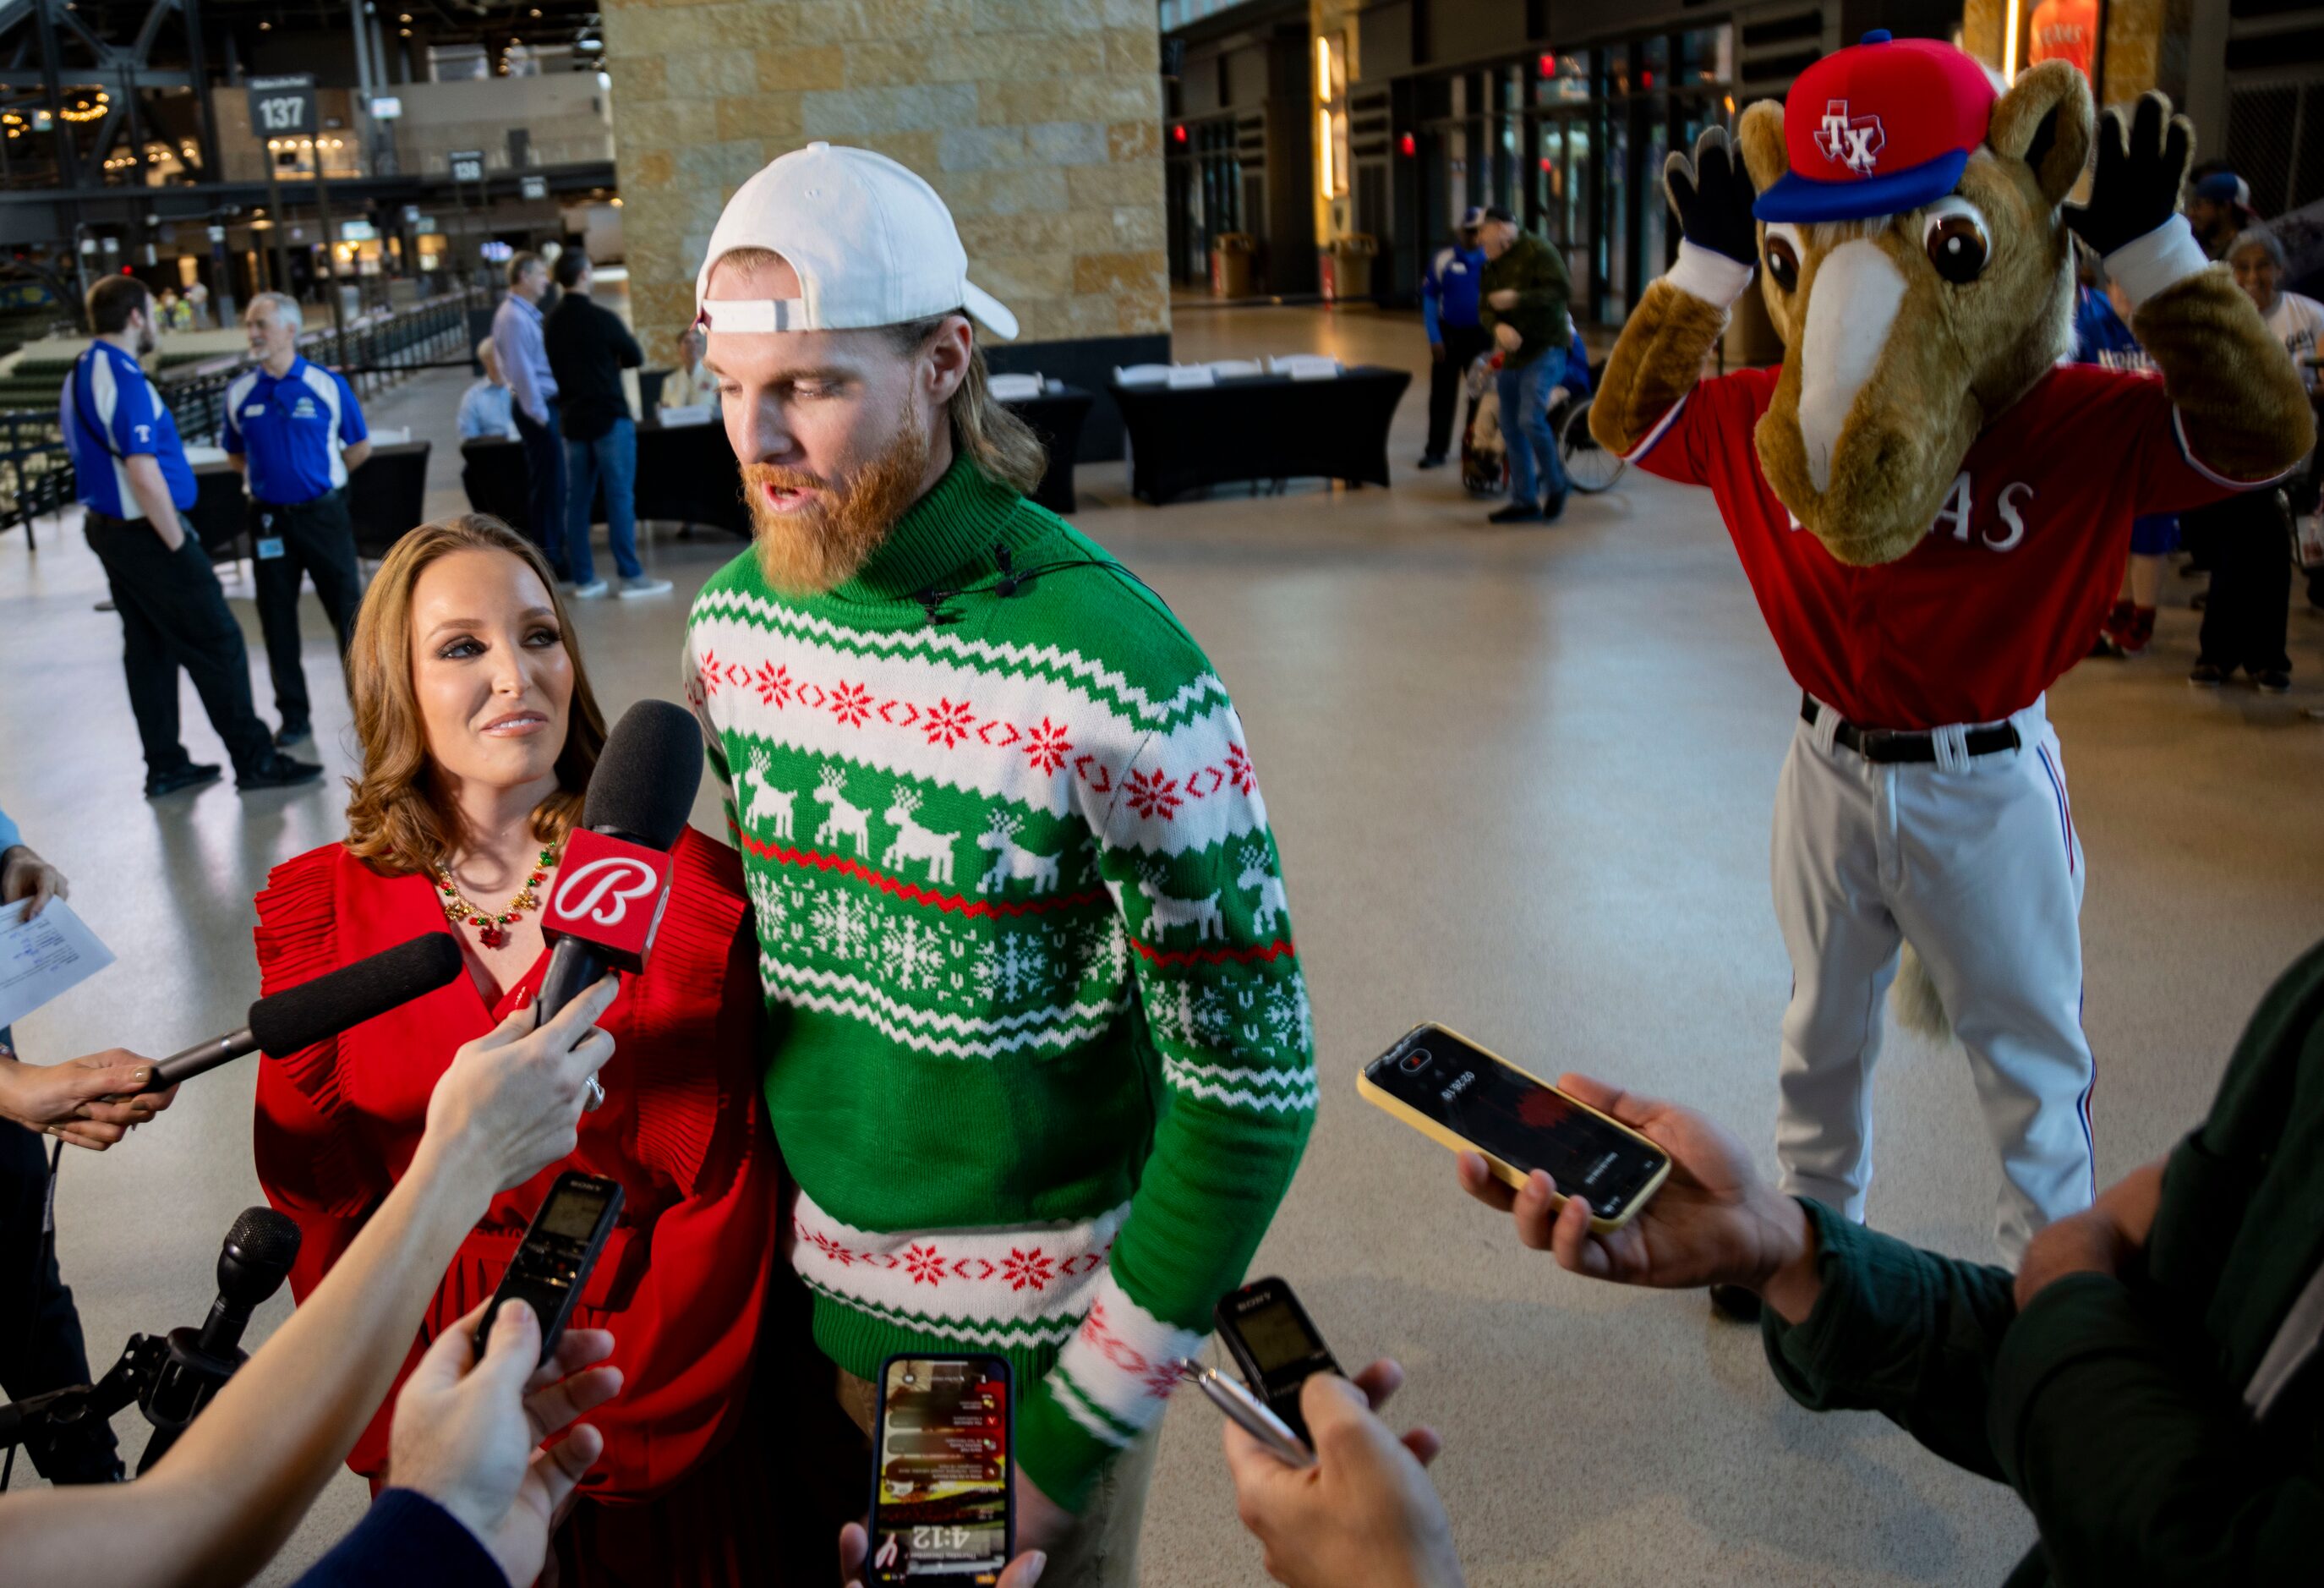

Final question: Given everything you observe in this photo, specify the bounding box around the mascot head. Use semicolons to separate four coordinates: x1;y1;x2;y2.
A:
1736;33;2093;566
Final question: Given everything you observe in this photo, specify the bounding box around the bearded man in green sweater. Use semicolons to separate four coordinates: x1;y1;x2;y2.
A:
681;145;1316;1584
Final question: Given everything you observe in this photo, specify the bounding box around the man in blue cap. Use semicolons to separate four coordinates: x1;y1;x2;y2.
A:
2189;167;2256;261
224;292;372;748
1417;208;1488;470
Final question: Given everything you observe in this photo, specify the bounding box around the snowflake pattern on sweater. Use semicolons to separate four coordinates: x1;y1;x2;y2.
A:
684;459;1316;1509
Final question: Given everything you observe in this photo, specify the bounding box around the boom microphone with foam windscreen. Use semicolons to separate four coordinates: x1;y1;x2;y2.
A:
533;699;704;1027
150;932;465;1087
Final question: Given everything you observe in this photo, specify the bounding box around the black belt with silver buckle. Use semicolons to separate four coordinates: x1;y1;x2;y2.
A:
1801;696;2021;764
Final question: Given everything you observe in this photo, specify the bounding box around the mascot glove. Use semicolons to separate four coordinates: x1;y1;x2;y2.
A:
1666;240;1757;310
2103;216;2210;310
1665;125;1759;268
2066;91;2194;260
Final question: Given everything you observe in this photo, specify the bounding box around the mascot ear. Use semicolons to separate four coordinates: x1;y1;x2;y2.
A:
1738;100;1788;197
1988;59;2093;211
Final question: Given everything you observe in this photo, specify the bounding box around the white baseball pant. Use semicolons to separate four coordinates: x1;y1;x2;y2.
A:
1770;693;2097;1262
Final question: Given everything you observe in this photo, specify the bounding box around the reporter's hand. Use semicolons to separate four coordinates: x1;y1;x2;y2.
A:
0;844;68;917
1492;322;1523;353
1453;1072;1812;1301
2014;1159;2164;1310
0;1049;176;1148
837;1521;1047;1587
421;974;619;1194
1223;1361;1458;1588
386;1300;621;1586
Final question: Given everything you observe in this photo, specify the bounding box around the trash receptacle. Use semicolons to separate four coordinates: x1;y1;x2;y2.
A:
1327;233;1378;299
1211;232;1256;298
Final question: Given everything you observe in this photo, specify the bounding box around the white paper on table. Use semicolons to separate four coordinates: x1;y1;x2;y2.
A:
658;404;715;428
0;896;117;1031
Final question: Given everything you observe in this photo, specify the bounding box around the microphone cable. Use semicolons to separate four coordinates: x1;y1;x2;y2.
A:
911;543;1176;627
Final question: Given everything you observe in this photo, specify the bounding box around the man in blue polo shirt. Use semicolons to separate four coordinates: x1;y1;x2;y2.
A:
224;292;372;748
1419;206;1490;469
64;277;319;797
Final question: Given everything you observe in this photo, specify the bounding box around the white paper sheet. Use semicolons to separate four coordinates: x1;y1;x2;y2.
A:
0;896;117;1031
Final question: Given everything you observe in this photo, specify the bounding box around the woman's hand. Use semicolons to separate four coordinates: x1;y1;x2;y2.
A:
1486;287;1519;310
0;1049;176;1149
1222;1361;1458;1588
1454;1072;1820;1318
420;974;620;1195
1492;321;1523;353
0;844;68;918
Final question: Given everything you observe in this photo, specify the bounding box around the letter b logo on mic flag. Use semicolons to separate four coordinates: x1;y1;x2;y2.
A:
543;830;675;972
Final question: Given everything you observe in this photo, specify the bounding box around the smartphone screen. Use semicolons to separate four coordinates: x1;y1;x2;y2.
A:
1368;1027;1667;1218
868;1355;1012;1584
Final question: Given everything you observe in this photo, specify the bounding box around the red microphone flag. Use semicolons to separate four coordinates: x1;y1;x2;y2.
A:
541;829;675;973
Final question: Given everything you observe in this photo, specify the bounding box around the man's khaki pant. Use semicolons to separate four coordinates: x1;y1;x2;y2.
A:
839;1368;1159;1588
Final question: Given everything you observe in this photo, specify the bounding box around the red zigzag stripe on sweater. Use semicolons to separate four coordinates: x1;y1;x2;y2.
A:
1129;936;1298;968
728;820;1108;919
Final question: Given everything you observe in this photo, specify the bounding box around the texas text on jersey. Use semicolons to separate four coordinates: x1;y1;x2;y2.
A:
1627;361;2283;731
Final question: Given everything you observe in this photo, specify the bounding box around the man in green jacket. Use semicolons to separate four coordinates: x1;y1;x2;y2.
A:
1440;937;2324;1585
1477;205;1575;525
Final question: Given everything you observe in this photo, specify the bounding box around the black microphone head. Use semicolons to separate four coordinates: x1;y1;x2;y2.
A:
216;1206;301;1309
582;698;703;850
248;932;464;1058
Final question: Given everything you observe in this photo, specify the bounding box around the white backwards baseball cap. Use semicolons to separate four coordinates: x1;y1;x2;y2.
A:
693;141;1020;341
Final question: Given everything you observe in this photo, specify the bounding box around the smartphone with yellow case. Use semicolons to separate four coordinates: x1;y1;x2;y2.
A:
1359;1023;1671;1234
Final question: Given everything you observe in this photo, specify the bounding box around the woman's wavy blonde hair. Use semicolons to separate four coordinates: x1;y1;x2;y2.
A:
342;514;608;874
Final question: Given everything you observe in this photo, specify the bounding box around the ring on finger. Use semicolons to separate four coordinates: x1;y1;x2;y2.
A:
583;1075;605;1112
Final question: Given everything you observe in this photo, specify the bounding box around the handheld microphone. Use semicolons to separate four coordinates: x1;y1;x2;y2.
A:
534;699;703;1030
151;933;466;1087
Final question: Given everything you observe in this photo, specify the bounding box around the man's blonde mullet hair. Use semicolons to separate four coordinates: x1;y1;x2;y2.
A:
710;245;1047;496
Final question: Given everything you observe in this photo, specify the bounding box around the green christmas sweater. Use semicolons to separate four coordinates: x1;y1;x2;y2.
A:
681;455;1316;1509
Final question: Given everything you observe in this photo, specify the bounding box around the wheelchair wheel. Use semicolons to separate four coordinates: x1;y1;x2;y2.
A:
1561;397;1625;495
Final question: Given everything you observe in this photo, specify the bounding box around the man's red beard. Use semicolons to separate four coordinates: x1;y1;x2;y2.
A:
741;413;931;596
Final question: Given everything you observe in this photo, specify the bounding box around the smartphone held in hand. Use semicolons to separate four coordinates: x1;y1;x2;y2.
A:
1359;1024;1671;1232
867;1354;1014;1585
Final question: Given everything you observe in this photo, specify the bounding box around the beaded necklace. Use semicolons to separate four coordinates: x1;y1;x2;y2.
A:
435;841;560;950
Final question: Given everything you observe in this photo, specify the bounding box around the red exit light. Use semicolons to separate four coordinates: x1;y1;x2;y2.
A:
1399;131;1415;156
1539;52;1556;74
1642;69;1654;87
1172;124;1187;144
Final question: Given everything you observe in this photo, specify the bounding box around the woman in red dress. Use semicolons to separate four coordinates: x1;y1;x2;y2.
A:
251;515;786;1584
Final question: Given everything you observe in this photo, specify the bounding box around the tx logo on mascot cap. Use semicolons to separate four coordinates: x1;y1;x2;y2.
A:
1758;30;1997;222
541;828;674;974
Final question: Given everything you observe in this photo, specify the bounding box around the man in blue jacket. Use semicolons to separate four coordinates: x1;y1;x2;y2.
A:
1419;208;1488;469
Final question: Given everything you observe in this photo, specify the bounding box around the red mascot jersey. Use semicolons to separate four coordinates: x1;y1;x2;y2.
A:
1629;363;2267;729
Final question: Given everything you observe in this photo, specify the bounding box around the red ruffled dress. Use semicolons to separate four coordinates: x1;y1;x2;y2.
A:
252;826;789;1585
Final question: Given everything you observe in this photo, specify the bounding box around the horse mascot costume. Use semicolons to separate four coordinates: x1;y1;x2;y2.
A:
1590;33;2312;1265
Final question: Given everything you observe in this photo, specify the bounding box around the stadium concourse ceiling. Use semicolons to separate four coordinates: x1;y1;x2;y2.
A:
0;0;607;70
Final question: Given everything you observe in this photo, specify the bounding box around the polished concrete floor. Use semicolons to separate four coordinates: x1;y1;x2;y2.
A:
3;304;2321;1585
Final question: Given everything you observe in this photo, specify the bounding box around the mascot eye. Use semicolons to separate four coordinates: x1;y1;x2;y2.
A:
1924;214;1989;284
1764;234;1801;293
